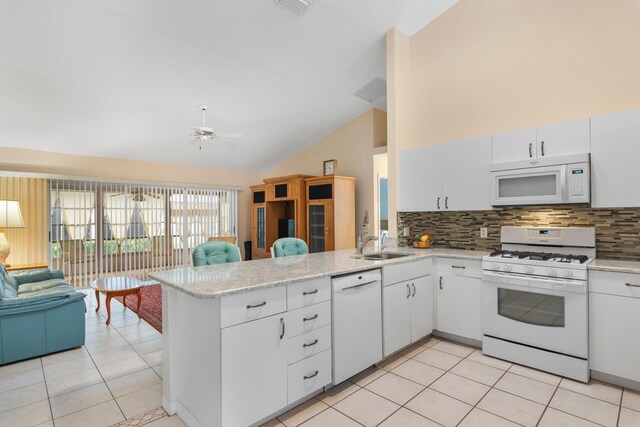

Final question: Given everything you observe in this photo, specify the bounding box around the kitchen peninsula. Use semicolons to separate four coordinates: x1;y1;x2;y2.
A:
150;247;487;427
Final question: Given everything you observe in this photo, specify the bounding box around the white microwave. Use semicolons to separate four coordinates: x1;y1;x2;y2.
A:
490;154;590;206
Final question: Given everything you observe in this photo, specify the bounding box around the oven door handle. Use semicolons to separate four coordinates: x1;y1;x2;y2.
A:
482;270;586;291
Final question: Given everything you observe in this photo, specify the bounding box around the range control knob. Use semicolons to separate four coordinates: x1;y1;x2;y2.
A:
563;269;573;278
524;266;534;274
547;267;558;276
503;264;513;272
492;263;500;270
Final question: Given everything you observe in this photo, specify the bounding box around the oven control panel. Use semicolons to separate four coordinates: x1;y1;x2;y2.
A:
526;229;562;239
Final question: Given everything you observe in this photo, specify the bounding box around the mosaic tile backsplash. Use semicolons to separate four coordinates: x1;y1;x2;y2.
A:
398;205;640;261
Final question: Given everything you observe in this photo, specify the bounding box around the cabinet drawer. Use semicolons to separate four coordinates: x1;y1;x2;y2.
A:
287;324;331;365
287;349;332;404
589;270;640;299
286;300;331;338
221;286;287;328
383;259;432;286
437;258;482;279
287;277;331;310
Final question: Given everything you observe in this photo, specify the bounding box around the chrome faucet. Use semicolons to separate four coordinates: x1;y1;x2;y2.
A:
358;234;379;254
380;233;387;252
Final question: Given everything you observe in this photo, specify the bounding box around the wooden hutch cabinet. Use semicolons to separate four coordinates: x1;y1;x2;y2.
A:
250;175;314;259
306;176;355;253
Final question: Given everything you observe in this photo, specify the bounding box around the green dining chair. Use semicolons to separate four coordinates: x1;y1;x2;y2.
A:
271;238;309;257
192;241;242;266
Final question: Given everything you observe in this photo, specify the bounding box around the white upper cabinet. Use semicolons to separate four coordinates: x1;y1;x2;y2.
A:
536;118;590;158
491;127;537;163
442;136;492;211
398;137;491;212
492;119;590;164
398;144;443;211
591;108;640;208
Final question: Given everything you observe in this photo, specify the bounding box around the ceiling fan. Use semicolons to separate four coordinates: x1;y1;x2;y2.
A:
191;105;243;150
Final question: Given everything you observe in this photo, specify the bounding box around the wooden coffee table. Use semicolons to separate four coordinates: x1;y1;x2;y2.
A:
91;276;143;325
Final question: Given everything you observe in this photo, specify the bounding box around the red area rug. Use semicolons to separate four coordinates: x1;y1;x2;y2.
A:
115;283;162;333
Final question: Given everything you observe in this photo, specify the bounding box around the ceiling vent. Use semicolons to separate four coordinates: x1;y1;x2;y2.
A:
276;0;311;14
353;77;387;103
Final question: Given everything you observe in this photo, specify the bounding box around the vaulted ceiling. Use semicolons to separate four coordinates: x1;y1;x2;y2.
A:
0;0;457;171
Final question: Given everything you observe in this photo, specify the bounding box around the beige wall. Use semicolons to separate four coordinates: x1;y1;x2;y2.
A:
402;0;640;149
0;147;260;258
267;108;387;243
387;0;640;232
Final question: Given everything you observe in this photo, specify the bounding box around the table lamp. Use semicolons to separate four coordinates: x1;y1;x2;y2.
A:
0;200;26;267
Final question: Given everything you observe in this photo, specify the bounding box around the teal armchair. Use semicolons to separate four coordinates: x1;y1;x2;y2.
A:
192;241;242;266
271;238;309;257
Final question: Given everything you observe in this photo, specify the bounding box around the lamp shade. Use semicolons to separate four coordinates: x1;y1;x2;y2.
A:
0;200;25;228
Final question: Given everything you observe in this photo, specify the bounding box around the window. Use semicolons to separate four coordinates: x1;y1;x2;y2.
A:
49;180;237;288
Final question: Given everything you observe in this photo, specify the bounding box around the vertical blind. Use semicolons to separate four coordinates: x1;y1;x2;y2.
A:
49;179;238;288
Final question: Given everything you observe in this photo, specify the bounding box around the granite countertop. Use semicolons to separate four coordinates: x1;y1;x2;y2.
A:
588;259;640;274
150;247;489;299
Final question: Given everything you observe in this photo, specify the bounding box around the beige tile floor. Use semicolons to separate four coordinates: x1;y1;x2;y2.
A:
0;290;184;427
265;337;640;427
4;292;640;427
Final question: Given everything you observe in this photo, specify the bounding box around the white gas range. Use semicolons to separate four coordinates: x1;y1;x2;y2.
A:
482;226;595;382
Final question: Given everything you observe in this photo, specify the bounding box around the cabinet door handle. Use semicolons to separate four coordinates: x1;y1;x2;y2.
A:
304;370;319;380
246;301;267;309
411;283;416;297
406;284;411;298
303;339;319;348
279;318;285;340
437;197;441;209
541;140;545;156
452;265;466;270
625;283;640;288
303;314;319;322
529;143;533;158
439;276;443;290
303;289;318;296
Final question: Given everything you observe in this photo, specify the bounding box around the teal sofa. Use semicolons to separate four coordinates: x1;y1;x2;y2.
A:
0;264;86;365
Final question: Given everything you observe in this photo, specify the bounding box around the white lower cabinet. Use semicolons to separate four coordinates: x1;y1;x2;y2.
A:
221;314;287;427
382;275;433;357
382;282;412;356
220;277;332;427
288;350;332;403
411;276;434;340
436;274;483;341
589;270;640;383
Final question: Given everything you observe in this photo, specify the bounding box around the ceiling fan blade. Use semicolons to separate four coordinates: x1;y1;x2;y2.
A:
216;132;243;139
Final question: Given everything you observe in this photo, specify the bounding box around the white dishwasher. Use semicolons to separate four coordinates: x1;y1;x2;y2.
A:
332;269;382;384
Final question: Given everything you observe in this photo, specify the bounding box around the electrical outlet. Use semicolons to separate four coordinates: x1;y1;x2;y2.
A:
480;227;488;238
403;226;410;237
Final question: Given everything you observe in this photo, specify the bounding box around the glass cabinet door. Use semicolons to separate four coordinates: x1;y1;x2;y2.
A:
308;204;325;253
256;206;265;249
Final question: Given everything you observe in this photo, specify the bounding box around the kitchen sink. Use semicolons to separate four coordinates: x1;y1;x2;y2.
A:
353;252;413;261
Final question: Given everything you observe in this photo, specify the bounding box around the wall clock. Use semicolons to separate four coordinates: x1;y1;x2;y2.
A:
323;159;337;176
